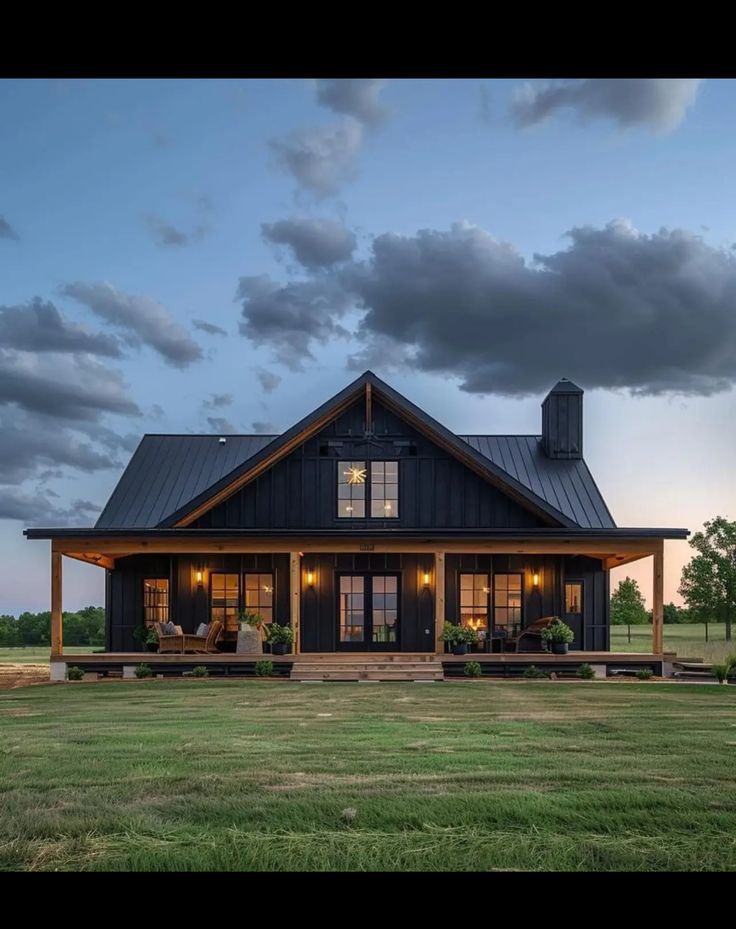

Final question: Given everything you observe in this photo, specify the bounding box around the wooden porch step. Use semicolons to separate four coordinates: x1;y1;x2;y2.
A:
291;658;444;681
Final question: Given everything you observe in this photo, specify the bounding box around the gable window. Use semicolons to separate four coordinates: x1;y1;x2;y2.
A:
459;573;489;640
244;573;274;625
338;460;366;518
493;573;522;635
211;573;239;634
143;578;169;625
371;461;399;518
337;460;399;519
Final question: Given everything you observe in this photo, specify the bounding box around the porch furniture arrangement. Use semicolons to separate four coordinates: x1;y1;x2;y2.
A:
154;623;184;653
503;616;558;653
182;620;223;654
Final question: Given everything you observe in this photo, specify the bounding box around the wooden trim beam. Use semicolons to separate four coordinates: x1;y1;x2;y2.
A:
52;536;663;560
434;551;445;655
290;552;301;655
365;382;372;433
652;542;664;655
51;550;63;658
64;552;115;570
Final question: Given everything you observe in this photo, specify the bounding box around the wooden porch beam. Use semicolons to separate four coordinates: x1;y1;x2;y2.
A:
51;550;63;659
434;551;445;655
652;542;664;655
64;551;115;570
290;552;301;655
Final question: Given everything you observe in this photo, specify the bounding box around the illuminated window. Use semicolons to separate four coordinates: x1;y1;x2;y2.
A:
244;573;274;625
459;573;489;639
565;582;583;614
494;574;522;634
371;461;399;518
337;460;399;518
211;573;239;634
143;578;169;625
372;575;398;643
338;460;366;518
339;575;365;642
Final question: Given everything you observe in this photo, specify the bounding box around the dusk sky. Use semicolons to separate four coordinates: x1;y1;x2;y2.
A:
1;77;735;614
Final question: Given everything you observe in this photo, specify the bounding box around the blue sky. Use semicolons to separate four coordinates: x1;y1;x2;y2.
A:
1;77;735;613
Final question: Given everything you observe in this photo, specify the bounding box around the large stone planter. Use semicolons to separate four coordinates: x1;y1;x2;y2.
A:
236;625;262;655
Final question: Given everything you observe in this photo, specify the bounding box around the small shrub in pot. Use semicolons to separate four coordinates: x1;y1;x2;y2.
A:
540;618;574;655
266;623;294;655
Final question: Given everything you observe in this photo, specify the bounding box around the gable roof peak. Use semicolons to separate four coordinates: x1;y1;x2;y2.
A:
548;377;584;395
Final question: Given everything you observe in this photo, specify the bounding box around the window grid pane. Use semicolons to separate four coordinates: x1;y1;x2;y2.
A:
493;573;523;634
244;573;274;625
338;461;366;519
370;460;399;518
340;575;365;641
211;573;240;633
459;573;489;638
144;578;169;625
565;582;582;614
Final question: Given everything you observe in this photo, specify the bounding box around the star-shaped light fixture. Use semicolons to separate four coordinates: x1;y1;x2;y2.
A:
344;465;367;485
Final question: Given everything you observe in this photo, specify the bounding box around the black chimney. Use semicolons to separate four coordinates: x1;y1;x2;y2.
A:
541;379;583;459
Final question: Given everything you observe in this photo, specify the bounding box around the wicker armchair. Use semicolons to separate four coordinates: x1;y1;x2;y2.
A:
182;619;223;655
154;623;184;654
503;616;557;653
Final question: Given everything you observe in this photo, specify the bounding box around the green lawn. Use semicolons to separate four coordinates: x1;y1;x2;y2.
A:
611;624;734;662
0;646;100;664
1;680;735;871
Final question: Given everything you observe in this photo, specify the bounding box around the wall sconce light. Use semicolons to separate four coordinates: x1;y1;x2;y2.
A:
306;570;315;587
196;569;203;588
532;573;539;587
422;571;430;587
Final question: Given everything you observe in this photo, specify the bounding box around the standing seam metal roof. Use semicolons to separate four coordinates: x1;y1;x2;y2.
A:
94;432;615;530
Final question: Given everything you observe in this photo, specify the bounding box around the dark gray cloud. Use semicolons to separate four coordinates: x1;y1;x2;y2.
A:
236;275;351;369
202;393;233;412
206;415;237;433
315;79;389;127
144;213;209;247
251;420;276;434
0;216;19;241
0;486;100;524
262;216;357;269
511;79;702;132
0;351;142;420
256;367;282;393
193;318;227;336
60;281;203;367
269;119;364;196
342;219;736;396
0;298;121;356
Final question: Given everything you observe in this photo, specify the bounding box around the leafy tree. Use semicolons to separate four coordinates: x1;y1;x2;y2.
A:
663;602;689;624
16;611;51;645
610;577;649;625
679;516;736;641
0;614;20;647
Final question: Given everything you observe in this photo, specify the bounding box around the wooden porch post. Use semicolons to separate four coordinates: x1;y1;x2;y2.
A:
51;549;63;658
652;542;664;655
290;552;301;655
434;551;445;655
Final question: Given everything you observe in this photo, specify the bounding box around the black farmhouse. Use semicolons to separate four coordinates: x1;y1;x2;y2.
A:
25;371;689;680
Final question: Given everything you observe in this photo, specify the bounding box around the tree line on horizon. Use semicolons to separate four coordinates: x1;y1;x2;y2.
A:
0;606;104;647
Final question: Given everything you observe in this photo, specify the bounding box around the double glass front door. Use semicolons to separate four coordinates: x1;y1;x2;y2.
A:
338;574;399;650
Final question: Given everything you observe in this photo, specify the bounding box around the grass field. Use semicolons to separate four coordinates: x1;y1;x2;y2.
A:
611;624;734;662
0;646;100;664
1;679;735;871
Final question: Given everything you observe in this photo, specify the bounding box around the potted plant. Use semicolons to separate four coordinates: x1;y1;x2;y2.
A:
238;610;264;655
133;624;159;652
266;623;294;655
540;618;574;654
440;620;478;656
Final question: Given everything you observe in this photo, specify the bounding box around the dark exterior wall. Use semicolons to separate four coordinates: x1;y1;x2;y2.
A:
192;397;547;531
107;552;289;651
300;552;435;653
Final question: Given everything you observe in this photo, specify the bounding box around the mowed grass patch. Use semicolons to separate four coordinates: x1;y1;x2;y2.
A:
610;624;734;662
1;680;735;871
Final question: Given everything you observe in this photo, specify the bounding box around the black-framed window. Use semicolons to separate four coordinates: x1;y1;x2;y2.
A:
339;575;365;641
493;573;522;634
244;572;274;625
370;461;399;518
211;572;239;634
565;581;583;614
338;460;367;518
143;578;169;625
371;575;398;643
338;460;399;519
459;573;489;640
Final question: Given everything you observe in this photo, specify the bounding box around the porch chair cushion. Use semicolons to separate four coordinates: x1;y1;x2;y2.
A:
162;621;178;636
195;623;210;637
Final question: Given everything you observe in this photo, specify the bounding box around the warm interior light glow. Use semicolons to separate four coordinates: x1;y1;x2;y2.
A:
423;571;430;586
533;573;539;586
306;571;314;586
196;570;203;585
344;465;367;485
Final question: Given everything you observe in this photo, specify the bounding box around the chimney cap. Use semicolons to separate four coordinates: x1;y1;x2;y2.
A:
546;378;583;395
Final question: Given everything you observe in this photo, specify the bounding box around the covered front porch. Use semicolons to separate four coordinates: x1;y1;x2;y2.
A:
33;529;672;668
